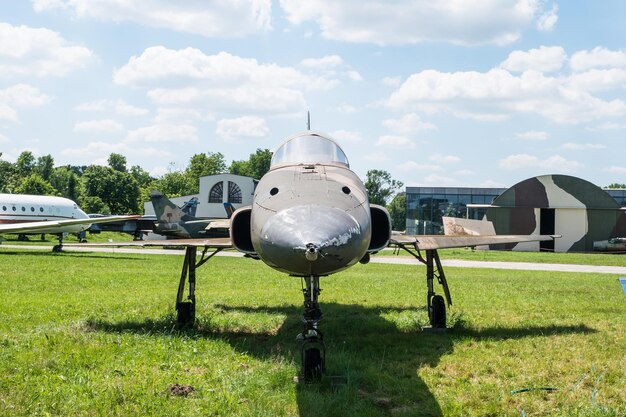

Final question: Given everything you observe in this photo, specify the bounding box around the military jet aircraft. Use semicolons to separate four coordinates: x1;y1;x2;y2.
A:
71;131;554;380
149;191;230;239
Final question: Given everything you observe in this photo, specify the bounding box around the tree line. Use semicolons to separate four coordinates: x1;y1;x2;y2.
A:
0;149;406;230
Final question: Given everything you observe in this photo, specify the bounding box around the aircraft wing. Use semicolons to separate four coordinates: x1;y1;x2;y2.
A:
65;237;232;248
0;215;141;234
390;234;556;251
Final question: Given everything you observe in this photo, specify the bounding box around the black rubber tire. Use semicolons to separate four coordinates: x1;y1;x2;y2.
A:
303;348;324;380
52;245;62;253
430;295;446;328
176;301;195;328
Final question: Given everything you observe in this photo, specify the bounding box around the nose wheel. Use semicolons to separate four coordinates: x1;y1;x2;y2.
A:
298;275;326;381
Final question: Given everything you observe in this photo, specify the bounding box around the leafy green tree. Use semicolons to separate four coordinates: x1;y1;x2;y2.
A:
151;170;191;197
16;151;36;177
79;196;110;214
81;165;140;214
50;166;78;200
388;192;406;231
365;169;403;206
0;157;16;193
606;183;626;189
36;155;55;181
108;153;127;172
14;173;58;196
185;152;226;193
229;149;272;179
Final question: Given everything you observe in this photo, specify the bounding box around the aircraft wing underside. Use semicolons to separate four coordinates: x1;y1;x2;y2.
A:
390;234;556;251
66;237;233;249
0;215;142;234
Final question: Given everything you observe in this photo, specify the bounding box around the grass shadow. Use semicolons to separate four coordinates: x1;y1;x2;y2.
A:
84;302;595;417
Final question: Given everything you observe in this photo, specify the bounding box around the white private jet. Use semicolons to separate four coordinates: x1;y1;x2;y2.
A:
0;193;138;252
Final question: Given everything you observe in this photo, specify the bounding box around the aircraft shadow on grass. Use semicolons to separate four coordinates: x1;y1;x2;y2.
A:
87;303;595;417
0;250;143;261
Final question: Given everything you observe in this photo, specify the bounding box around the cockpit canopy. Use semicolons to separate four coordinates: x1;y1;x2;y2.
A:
270;132;349;168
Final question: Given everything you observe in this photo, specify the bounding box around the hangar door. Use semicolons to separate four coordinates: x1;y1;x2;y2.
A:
540;208;555;252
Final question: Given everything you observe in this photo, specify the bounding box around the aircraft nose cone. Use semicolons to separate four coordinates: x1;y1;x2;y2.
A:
258;204;367;276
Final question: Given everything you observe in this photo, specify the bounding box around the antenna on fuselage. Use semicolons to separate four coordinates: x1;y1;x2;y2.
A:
307;111;311;130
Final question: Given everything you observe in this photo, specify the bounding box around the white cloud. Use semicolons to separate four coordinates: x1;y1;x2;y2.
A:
422;173;458;186
383;113;437;135
382;76;402;87
0;133;9;144
74;119;123;133
336;104;357;114
570;47;626;72
115;47;339;113
604;166;626;175
375;135;415;149
560;143;606;150
0;84;51;121
387;67;626;123
127;124;198;143
536;3;558;31
299;55;343;69
429;153;461;164
216;116;269;140
500;46;565;72
154;108;210;124
75;99;148;116
330;130;362;143
498;154;580;172
33;0;272;37
398;161;442;172
280;0;550;46
346;70;363;82
516;130;548;140
0;22;93;77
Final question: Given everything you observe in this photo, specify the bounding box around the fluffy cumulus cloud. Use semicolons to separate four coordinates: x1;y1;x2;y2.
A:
74;119;123;133
115;47;338;113
0;84;52;121
387;46;626;123
215;116;269;140
500;46;566;72
429;153;461;164
570;47;626;72
516;130;548;140
75;99;148;116
383;113;437;135
33;0;272;37
498;154;580;172
279;0;553;46
560;143;606;150
61;140;171;161
375;135;415;149
330;129;362;143
127;124;198;143
0;23;93;77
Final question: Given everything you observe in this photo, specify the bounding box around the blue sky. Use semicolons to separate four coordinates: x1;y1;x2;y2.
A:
2;1;626;189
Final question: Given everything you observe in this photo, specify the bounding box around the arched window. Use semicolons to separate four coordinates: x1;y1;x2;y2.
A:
228;181;242;204
208;182;223;203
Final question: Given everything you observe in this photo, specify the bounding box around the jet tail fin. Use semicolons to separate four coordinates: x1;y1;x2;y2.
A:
150;190;193;223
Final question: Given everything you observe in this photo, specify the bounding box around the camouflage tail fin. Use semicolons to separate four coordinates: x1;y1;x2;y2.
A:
150;190;190;222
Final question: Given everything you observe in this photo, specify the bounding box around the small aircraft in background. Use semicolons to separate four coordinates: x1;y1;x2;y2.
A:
0;193;138;252
71;131;555;380
149;190;230;239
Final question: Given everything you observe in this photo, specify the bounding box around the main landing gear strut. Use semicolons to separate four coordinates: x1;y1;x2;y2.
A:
395;245;453;329
175;246;224;327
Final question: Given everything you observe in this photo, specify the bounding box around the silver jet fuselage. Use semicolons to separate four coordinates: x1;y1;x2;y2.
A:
251;161;371;276
230;131;391;277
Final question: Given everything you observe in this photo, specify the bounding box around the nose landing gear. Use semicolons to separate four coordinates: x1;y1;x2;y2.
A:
298;275;325;381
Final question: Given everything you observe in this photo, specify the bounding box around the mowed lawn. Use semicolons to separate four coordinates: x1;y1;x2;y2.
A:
0;248;624;416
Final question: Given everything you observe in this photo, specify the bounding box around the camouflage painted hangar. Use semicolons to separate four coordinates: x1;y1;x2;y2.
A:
485;175;626;252
406;174;626;252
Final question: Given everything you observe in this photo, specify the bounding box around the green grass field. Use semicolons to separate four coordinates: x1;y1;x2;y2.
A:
0;248;624;416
